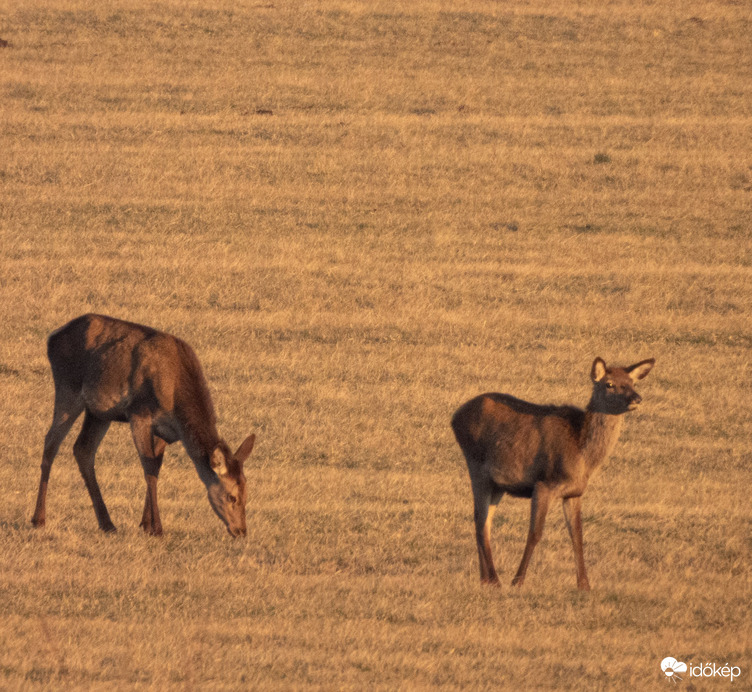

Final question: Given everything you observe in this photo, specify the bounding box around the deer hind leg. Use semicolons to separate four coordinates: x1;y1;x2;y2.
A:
32;389;85;528
471;477;504;586
73;411;114;532
512;483;552;588
138;435;166;536
563;496;590;591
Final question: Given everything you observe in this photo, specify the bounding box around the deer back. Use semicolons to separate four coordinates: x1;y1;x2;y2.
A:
48;315;219;446
452;393;587;492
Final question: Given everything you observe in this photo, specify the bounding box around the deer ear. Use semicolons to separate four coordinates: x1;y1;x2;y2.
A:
210;446;229;476
626;358;655;382
234;434;256;465
591;357;607;382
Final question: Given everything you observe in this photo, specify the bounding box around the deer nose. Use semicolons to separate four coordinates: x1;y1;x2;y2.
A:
629;393;642;407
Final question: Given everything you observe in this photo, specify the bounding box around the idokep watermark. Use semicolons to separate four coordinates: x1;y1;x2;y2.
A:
661;657;742;683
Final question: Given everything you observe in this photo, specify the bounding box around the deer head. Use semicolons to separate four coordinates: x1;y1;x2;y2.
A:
207;434;255;537
589;357;655;414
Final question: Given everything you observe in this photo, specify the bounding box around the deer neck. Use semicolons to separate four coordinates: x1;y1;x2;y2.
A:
581;407;624;471
172;357;223;486
177;407;222;487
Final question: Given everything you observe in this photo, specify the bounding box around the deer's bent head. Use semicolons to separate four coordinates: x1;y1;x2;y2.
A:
589;357;655;414
207;434;255;537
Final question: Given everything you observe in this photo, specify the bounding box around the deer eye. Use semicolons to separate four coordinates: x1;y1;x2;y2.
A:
228;494;238;505
605;382;614;389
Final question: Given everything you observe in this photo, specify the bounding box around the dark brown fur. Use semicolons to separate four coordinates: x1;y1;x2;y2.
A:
451;357;654;590
31;314;256;537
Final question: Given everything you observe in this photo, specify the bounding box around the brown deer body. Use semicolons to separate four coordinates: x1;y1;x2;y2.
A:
451;357;654;590
31;314;256;537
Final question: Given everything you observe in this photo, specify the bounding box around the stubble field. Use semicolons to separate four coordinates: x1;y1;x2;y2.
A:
1;0;750;689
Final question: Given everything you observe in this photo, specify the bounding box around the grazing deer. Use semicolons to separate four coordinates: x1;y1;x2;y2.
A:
451;357;654;590
31;314;256;537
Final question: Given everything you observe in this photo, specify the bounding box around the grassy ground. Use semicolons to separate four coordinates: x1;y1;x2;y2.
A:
1;0;750;688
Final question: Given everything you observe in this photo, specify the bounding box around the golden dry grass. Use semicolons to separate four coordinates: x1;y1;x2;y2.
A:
1;0;751;689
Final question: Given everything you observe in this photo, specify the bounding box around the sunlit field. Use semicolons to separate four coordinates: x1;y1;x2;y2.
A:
1;0;750;688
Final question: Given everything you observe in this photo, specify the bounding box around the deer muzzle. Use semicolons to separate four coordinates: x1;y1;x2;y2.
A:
628;393;642;409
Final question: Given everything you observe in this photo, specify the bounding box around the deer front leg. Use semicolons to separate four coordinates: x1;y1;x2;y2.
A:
563;495;590;591
139;436;167;535
512;484;552;587
131;418;166;536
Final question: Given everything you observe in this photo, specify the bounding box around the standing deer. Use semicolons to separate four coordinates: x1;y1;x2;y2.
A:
451;357;654;590
31;314;256;537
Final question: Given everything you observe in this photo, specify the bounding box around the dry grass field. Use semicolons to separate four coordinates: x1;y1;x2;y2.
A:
1;0;751;689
